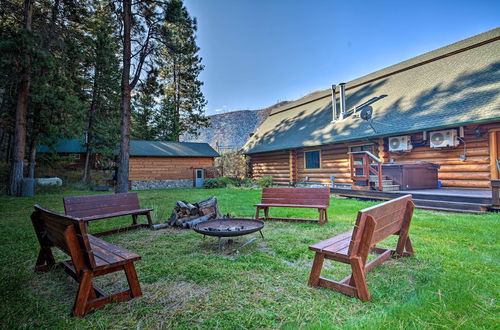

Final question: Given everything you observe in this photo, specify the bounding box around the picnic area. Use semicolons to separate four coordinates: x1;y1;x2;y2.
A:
1;187;498;328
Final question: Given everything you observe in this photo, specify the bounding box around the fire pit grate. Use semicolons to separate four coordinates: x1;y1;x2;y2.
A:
193;218;265;250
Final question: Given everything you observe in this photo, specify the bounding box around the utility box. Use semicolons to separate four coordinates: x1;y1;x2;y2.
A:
21;178;35;197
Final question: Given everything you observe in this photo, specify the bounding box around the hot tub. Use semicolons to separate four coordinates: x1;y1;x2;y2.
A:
381;161;440;190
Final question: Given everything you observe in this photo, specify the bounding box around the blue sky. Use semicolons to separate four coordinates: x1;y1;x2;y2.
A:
183;0;500;115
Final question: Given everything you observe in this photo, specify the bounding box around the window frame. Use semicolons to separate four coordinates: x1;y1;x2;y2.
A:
304;149;321;170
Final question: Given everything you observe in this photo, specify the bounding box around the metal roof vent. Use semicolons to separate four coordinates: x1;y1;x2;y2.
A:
339;83;347;120
331;84;337;121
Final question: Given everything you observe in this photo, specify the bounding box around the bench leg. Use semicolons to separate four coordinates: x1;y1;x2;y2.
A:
73;270;94;318
255;207;261;219
318;209;327;225
34;247;56;272
145;212;153;227
132;214;138;225
264;207;269;219
405;237;414;254
350;257;371;301
123;263;142;298
308;252;325;286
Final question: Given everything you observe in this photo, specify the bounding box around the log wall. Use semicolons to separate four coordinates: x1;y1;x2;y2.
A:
250;150;290;185
296;144;351;185
129;156;214;181
249;122;500;189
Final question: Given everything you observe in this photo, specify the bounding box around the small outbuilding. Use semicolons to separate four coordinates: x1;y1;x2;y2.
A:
128;140;219;190
37;139;219;189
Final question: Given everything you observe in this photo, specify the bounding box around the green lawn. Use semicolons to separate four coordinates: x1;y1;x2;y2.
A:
0;188;498;329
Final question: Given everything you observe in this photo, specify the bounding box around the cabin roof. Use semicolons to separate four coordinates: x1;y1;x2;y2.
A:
38;139;220;158
37;139;87;153
243;28;500;154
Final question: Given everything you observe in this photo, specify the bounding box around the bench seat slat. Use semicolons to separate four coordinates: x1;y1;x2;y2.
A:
309;230;353;252
88;235;141;261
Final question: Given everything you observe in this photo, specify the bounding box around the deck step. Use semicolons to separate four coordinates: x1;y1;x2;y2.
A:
415;205;487;214
412;199;489;213
369;179;394;185
381;185;401;191
370;175;388;180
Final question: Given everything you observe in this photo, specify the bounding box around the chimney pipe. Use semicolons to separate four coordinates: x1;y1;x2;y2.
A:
339;83;346;120
331;84;337;121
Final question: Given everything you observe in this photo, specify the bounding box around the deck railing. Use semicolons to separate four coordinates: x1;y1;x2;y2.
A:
348;151;383;191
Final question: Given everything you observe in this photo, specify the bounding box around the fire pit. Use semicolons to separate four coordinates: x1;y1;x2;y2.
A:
193;218;265;250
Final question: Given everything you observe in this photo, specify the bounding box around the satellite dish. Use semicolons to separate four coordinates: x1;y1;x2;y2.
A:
359;106;373;120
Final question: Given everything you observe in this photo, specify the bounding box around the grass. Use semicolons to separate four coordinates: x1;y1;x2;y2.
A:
0;188;498;329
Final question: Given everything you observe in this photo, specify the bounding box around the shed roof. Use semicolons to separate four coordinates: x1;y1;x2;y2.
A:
243;28;500;154
129;140;219;157
38;139;219;158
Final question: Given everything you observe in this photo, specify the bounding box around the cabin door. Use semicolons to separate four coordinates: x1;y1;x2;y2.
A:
195;169;205;188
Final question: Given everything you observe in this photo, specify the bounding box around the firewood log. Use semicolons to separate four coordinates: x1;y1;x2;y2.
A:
184;212;215;229
168;211;178;226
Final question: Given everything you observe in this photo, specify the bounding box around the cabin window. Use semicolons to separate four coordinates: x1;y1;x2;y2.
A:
305;150;320;169
71;153;80;160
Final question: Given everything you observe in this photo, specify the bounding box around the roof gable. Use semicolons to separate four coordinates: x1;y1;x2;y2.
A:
244;28;500;154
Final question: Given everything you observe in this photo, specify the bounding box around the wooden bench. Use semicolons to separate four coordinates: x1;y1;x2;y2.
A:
31;205;143;317
254;187;330;225
63;192;153;236
308;195;415;301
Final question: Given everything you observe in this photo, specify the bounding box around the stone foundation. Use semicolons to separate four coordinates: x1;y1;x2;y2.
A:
131;179;193;190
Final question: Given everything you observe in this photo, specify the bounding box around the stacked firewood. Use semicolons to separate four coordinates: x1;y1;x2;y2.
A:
168;196;223;228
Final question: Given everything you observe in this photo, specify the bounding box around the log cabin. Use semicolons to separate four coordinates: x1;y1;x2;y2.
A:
38;139;219;189
243;28;500;211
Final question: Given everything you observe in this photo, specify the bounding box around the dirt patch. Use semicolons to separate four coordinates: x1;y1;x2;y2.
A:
108;280;209;322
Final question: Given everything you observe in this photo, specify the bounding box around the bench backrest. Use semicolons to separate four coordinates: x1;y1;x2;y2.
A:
31;205;97;269
348;195;414;257
261;187;330;206
63;192;141;218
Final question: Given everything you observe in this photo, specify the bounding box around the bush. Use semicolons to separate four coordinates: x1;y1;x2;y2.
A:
214;150;249;179
203;177;238;189
256;176;273;188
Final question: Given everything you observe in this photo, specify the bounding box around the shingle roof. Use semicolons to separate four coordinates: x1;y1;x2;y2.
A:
243;28;500;154
38;139;219;158
129;140;219;157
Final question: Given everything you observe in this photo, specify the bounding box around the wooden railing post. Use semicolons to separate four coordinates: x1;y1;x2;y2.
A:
377;162;383;191
348;151;384;191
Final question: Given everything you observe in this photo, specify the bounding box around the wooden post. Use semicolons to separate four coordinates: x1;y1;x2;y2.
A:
491;180;500;207
490;131;498;180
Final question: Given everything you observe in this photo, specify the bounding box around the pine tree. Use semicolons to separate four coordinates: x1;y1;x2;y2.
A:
7;0;34;195
82;0;121;184
131;69;160;141
116;0;160;193
155;0;209;142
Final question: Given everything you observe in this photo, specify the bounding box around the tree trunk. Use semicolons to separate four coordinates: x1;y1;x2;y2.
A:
27;135;37;178
83;68;100;184
116;0;132;193
8;0;33;195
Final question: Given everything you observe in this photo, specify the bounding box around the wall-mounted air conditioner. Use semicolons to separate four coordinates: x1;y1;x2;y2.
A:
388;135;412;152
430;129;459;148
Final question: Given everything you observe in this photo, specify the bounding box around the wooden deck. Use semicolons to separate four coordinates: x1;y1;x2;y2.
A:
331;187;494;214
